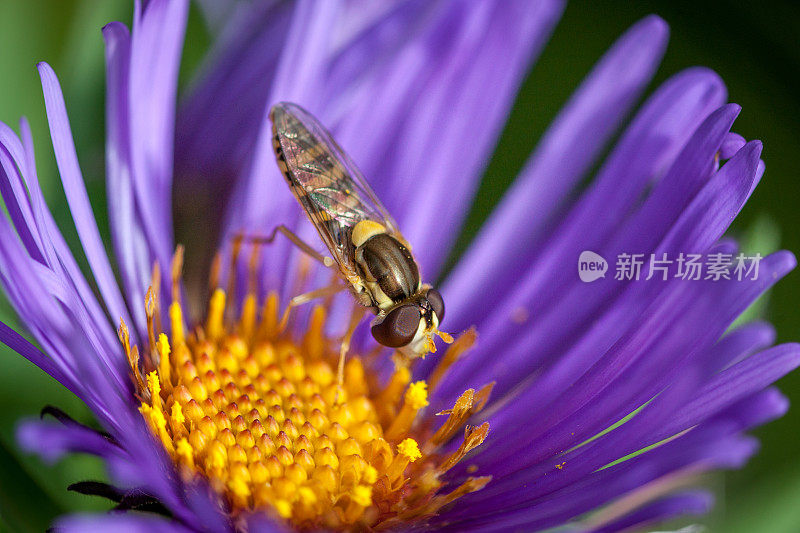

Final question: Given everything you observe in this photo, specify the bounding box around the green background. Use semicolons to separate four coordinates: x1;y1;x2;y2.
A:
0;0;797;531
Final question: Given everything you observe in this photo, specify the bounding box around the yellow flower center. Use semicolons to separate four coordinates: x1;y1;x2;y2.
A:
122;250;491;530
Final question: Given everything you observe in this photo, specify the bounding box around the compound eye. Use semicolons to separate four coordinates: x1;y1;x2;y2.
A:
426;288;445;323
371;304;420;348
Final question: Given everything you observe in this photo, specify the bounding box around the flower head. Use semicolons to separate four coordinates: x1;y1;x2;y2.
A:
1;1;798;531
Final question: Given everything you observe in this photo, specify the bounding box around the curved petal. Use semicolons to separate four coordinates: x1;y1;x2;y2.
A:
16;418;122;465
224;0;342;238
470;251;795;476
211;0;565;308
127;0;188;277
374;0;566;276
589;491;712;533
433;101;740;404
37;63;134;337
436;425;756;529
654;343;800;442
176;1;293;187
54;513;196;533
445;70;728;333
444;15;669;315
0;320;74;398
0;118;132;421
103;21;152;337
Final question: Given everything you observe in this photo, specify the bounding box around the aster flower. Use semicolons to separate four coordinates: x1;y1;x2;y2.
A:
0;0;797;531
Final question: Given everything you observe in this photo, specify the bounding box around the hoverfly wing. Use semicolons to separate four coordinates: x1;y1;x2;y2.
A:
270;102;402;275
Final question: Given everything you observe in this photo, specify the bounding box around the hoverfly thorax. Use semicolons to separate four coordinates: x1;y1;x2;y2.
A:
352;221;419;307
269;102;452;358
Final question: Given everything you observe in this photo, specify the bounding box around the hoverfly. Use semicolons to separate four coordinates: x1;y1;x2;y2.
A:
268;102;452;370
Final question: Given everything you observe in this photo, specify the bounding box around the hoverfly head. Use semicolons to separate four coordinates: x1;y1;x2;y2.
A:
370;288;451;358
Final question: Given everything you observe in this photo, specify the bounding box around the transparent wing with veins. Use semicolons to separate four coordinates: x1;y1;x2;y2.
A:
270;102;403;279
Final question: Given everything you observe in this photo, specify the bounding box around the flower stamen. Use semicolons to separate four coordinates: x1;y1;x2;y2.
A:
128;247;491;529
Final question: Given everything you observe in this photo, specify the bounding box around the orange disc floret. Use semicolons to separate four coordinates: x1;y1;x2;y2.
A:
124;249;491;530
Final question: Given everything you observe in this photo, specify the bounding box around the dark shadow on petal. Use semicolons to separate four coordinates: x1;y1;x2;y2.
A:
67;480;173;518
40;405;119;446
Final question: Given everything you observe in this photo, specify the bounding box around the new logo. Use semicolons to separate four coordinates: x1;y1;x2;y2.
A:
578;251;607;282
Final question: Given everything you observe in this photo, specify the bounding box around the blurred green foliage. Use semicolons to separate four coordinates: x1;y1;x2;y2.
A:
0;0;798;531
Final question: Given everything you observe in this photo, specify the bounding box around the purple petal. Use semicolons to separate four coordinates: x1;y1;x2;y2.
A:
176;1;293;187
720;131;746;159
437;425;755;529
0;320;76;398
224;0;341;239
655;343;800;441
0;126;45;262
702;321;776;374
713;386;789;430
378;0;566;276
54;513;196;533
589;491;713;533
444;15;670;319
128;0;188;280
469;251;794;476
102;20;152;337
16;419;122;465
37;63;133;337
434;102;740;405
0;190;128;423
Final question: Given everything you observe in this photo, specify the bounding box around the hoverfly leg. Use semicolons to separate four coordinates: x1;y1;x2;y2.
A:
277;283;346;333
236;225;335;268
391;350;413;371
335;306;368;404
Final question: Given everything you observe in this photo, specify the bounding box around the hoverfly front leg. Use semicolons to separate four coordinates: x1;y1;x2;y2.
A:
277;283;346;333
234;226;340;329
235;225;335;268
